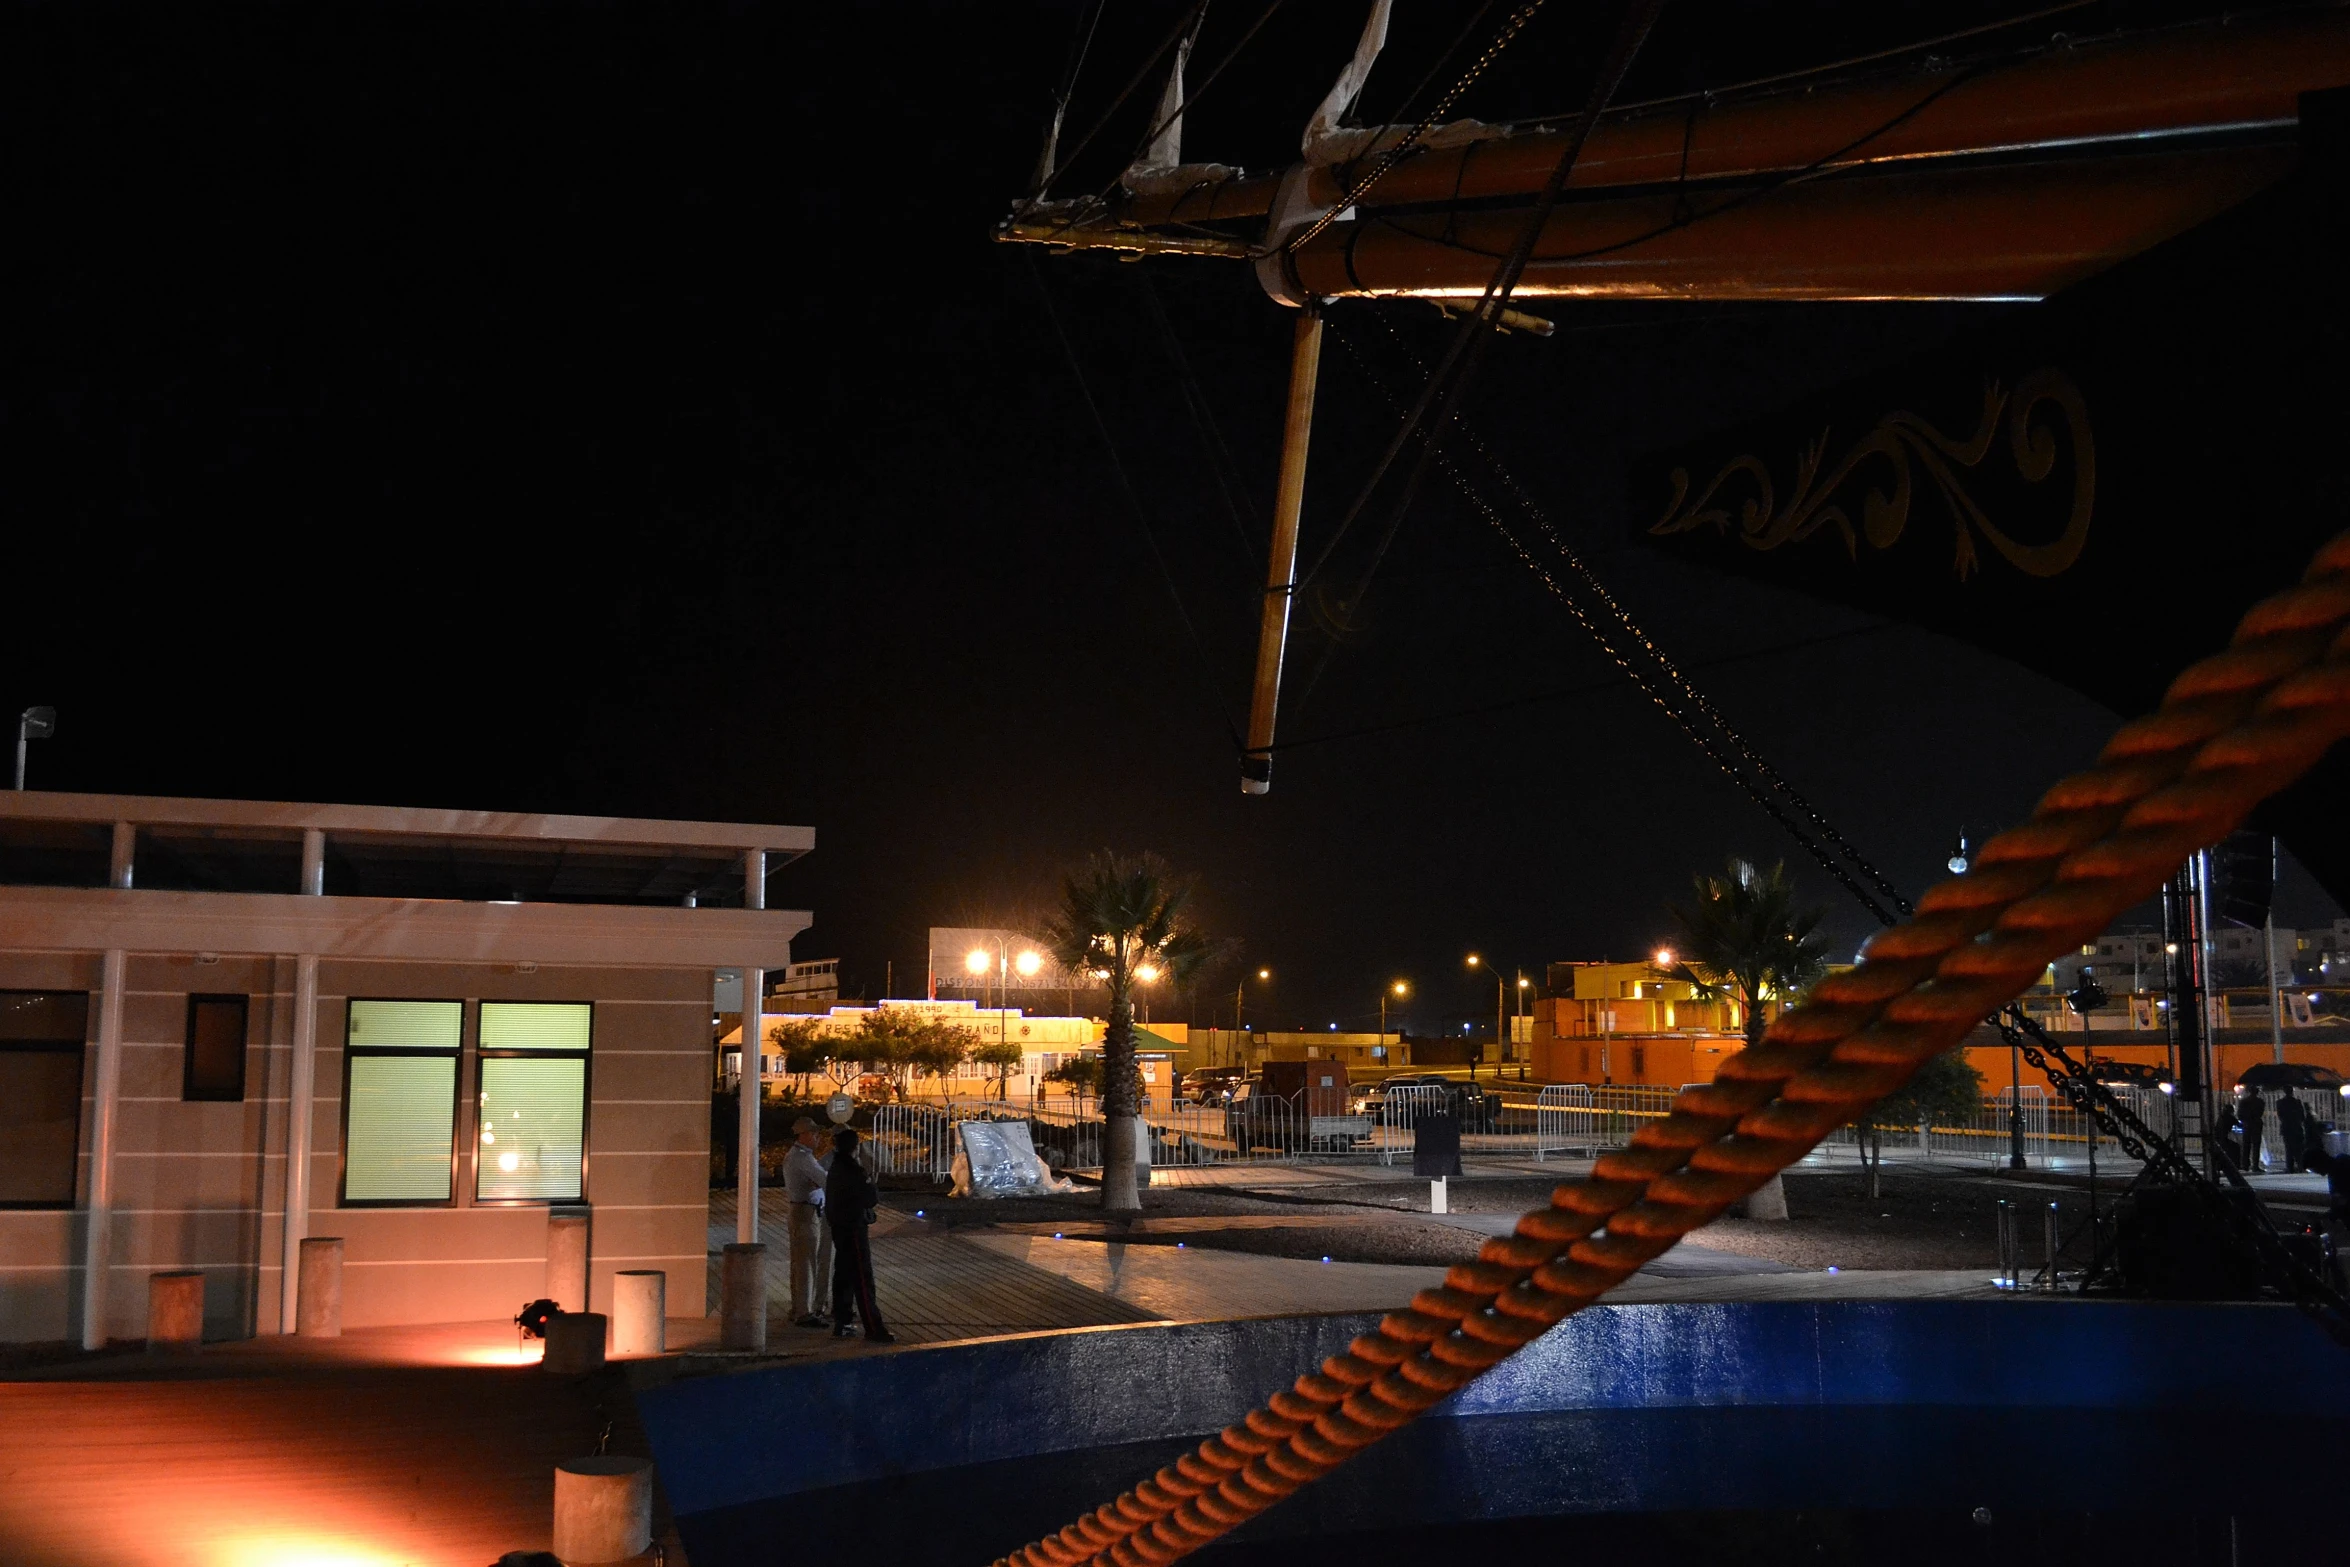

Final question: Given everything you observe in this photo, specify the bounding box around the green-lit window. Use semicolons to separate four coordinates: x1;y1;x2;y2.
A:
341;999;461;1205
476;1001;590;1202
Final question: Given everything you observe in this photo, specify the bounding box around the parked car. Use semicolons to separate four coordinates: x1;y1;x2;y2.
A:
1361;1074;1447;1124
1180;1064;1248;1105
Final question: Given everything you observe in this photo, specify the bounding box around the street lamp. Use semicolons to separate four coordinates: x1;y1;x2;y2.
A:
1229;967;1272;1068
14;706;55;791
968;936;1045;1075
1465;954;1516;1080
1381;980;1408;1057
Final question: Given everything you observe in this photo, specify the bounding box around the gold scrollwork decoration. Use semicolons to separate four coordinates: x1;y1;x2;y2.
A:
1649;367;2094;580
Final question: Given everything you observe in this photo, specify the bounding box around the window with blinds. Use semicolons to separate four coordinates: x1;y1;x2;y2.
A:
476;1001;590;1203
341;999;461;1204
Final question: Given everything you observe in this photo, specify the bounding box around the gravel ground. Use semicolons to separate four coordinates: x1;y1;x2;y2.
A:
887;1170;2103;1272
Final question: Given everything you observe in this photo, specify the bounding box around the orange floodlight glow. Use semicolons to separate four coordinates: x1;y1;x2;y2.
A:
965;948;992;975
1015;950;1044;977
210;1533;413;1567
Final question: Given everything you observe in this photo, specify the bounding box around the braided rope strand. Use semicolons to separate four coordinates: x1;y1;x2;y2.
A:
993;531;2350;1567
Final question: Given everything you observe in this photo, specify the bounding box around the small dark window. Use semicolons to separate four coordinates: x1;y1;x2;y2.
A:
184;995;248;1102
1630;1045;1647;1079
0;991;88;1207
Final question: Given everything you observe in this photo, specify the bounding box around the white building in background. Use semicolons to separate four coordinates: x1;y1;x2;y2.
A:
2049;918;2350;993
926;926;1097;1008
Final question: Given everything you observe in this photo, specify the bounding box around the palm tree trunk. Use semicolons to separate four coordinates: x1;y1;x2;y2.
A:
1739;1003;1791;1221
1099;984;1143;1212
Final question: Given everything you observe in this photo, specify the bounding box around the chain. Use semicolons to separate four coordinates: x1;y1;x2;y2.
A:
1995;1009;2168;1170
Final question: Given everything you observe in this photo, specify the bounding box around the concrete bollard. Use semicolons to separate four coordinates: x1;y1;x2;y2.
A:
543;1311;607;1374
611;1270;665;1357
719;1242;766;1352
297;1237;344;1337
552;1455;653;1564
546;1210;590;1314
147;1271;205;1353
1430;1177;1448;1215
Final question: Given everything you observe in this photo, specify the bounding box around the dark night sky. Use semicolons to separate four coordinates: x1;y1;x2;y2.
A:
2;2;2334;1033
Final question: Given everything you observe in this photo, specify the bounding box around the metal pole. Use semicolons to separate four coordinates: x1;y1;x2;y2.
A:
738;847;765;1247
2008;1034;2027;1170
2168;866;2210;1172
1494;974;1504;1074
279;827;324;1334
2267;837;2287;1065
1240;307;1324;795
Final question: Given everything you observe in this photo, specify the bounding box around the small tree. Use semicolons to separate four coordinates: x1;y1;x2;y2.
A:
971;1032;1025;1100
1668;858;1832;1221
1046;1055;1103;1111
1850;1047;1984;1198
773;1017;829;1099
904;1013;978;1088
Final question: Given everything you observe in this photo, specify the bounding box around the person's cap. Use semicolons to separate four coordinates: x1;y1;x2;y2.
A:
792;1117;818;1133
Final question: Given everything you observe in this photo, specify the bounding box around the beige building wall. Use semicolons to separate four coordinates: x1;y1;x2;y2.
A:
0;953;710;1341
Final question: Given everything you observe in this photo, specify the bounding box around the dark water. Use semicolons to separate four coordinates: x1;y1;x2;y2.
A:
677;1407;2347;1567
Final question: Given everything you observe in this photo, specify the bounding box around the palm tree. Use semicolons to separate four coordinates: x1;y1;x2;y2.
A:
1042;852;1213;1212
1666;858;1831;1221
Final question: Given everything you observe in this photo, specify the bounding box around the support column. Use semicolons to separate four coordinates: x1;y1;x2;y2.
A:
1240;307;1324;795
737;847;765;1247
279;826;325;1333
81;946;128;1350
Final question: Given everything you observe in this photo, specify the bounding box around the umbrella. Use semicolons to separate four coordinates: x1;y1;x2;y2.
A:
2235;1062;2347;1090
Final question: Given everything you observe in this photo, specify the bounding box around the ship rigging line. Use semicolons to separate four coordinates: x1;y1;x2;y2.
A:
1359;306;1914;918
1032;0;1209;200
1316;309;1908;928
1023;251;1247;753
1026;0;1291;251
1290;0;1667;611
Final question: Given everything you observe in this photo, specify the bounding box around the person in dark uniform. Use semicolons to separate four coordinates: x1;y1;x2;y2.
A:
2278;1092;2312;1173
2238;1088;2269;1174
824;1128;894;1343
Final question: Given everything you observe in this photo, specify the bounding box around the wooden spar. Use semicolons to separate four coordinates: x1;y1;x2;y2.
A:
1239;307;1323;795
998;9;2350;300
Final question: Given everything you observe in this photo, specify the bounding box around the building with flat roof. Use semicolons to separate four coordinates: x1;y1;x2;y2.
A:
0;791;811;1347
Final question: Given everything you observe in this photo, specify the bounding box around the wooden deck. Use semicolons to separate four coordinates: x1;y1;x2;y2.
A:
705;1192;1158;1344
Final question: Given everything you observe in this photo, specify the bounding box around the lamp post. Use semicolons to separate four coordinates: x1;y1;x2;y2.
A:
966;936;1045;1096
14;706;54;790
1231;967;1270;1068
1465;955;1506;1080
1381;980;1408;1059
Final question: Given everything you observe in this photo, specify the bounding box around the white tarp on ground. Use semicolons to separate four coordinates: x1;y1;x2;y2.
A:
951;1119;1075;1199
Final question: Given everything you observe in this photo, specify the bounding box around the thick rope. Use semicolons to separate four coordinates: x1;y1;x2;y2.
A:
993;529;2350;1567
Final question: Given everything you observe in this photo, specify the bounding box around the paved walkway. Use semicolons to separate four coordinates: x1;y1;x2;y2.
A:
708;1191;1157;1344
